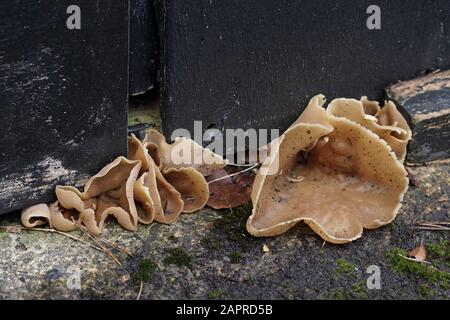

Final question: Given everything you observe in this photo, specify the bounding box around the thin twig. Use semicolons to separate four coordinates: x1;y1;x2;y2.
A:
397;254;433;265
72;220;122;266
420;222;450;226
413;195;448;223
99;238;133;257
418;224;448;229
415;226;450;231
86;232;122;266
397;254;448;274
208;163;259;184
136;281;144;300
416;221;450;230
0;225;103;252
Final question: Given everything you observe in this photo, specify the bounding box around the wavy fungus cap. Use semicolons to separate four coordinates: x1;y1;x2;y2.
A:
327;97;412;162
144;129;228;177
247;95;409;244
129;134;209;218
21;157;141;235
21;132;213;235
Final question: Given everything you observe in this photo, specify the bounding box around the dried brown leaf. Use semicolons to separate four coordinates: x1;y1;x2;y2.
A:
407;243;427;262
206;167;255;209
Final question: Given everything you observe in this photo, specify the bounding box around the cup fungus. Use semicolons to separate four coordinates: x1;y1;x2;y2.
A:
22;97;411;244
144;129;228;176
21;132;214;235
327;97;412;162
247;95;410;244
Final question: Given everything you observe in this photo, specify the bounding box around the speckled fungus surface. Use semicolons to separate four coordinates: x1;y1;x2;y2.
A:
247;95;411;244
21;132;222;235
327;97;412;162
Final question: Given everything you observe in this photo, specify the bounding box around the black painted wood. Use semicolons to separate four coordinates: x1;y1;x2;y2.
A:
160;0;450;155
129;0;158;95
386;70;450;164
0;0;129;214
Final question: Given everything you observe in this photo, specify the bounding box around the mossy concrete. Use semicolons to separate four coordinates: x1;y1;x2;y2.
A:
0;163;448;300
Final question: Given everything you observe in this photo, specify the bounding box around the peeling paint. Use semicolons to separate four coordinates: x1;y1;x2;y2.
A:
0;157;89;210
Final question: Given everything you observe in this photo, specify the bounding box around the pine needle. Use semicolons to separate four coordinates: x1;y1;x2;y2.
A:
208;163;259;184
0;225;103;252
99;237;133;257
136;281;144;300
71;220;122;266
414;195;447;223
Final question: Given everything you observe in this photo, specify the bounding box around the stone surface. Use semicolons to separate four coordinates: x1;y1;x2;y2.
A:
0;164;448;300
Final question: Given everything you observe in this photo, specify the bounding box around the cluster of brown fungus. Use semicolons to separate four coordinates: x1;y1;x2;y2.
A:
22;95;411;244
21;130;227;235
246;95;411;243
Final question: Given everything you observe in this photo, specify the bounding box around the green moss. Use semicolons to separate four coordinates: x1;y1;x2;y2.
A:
0;229;10;240
386;248;450;288
208;288;223;300
351;282;369;299
213;203;253;244
233;202;253;215
419;284;433;298
439;280;449;290
128;105;161;131
336;258;356;275
387;223;396;233
230;251;242;264
137;259;157;282
244;275;254;284
427;240;450;259
164;247;192;268
331;289;347;300
201;236;221;251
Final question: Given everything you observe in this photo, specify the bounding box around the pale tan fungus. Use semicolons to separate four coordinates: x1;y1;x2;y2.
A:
129;133;209;220
53;157;142;235
144;129;228;176
128;133;183;224
247;95;409;244
327;97;412;161
21;203;52;228
21;132;215;235
134;163;183;224
21;101;409;244
163;167;209;213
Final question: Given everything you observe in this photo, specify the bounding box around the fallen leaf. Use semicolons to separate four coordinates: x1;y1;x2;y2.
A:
263;244;270;253
206;167;255;209
408;243;427;262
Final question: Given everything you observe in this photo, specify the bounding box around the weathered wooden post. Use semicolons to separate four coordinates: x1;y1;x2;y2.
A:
159;0;450;156
0;0;129;214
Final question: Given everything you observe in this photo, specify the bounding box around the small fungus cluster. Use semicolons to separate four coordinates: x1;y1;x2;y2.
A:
21;130;227;235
